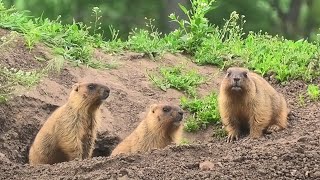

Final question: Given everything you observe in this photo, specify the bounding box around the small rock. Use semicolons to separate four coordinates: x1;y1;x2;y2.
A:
291;170;297;176
199;161;215;171
272;156;278;160
257;169;267;175
305;171;310;177
216;162;223;168
297;136;308;143
117;175;129;180
313;171;320;177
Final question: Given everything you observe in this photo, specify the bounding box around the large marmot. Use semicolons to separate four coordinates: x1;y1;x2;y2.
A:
218;67;288;142
29;82;110;165
111;103;184;156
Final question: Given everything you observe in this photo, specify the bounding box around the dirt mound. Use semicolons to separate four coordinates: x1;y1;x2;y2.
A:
0;29;320;179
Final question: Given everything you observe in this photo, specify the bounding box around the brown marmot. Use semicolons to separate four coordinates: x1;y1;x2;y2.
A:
28;82;110;165
111;103;184;156
218;67;288;142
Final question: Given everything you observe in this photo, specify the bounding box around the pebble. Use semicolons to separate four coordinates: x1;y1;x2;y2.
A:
313;171;320;177
199;161;215;171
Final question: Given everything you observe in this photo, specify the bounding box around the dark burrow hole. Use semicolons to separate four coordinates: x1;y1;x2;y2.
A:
0;96;120;164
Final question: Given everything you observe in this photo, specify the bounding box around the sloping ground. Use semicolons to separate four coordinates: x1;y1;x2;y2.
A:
0;29;320;179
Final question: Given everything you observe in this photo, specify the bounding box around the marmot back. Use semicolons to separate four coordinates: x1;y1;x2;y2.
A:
218;67;288;142
28;82;110;165
111;103;184;156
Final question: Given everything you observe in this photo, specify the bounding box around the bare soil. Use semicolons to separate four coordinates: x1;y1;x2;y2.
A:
0;28;320;179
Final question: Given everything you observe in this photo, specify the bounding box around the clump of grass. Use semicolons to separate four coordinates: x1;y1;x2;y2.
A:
179;138;190;145
148;65;205;97
0;66;43;103
180;92;220;132
1;67;42;87
307;84;320;101
0;3;109;68
168;0;216;54
298;93;306;107
126;18;180;59
213;127;227;138
194;11;320;82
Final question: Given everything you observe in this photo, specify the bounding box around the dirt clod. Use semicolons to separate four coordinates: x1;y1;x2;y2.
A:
199;161;215;171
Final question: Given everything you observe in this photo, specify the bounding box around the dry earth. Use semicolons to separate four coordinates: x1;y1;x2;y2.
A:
0;28;320;179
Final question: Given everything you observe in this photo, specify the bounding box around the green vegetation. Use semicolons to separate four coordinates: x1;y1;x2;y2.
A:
213;127;227;138
4;0;320;42
307;84;320;101
0;2;113;68
180;92;220;132
179;138;191;145
0;66;42;102
298;93;306;107
148;65;205;97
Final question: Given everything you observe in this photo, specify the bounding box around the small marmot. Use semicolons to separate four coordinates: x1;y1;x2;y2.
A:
218;67;288;142
28;82;110;165
111;103;184;156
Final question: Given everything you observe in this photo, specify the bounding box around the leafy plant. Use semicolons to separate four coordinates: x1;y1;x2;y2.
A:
168;0;216;54
180;92;220;132
0;4;106;67
307;84;320;101
298;93;306;107
127;18;177;58
194;11;320;82
148;65;205;97
0;66;42;103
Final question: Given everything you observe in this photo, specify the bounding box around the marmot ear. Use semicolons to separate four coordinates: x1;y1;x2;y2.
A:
149;104;158;113
72;83;80;92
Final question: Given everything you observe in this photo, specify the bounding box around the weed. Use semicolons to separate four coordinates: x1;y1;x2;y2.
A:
102;25;126;53
90;7;102;36
194;11;320;82
298;93;306;107
169;0;216;54
2;67;42;87
0;66;42;102
127;18;176;59
307;84;320;101
0;4;106;67
180;92;220;132
213;127;227;138
179;138;190;145
148;65;204;97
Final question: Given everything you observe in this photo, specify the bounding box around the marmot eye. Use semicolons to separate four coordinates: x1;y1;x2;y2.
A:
227;72;231;77
243;72;248;78
163;107;170;112
88;84;96;90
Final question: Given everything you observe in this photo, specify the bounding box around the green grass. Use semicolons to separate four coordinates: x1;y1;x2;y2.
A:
148;65;205;97
0;2;113;69
0;66;42;102
180;92;220;132
169;0;320;82
307;84;320;101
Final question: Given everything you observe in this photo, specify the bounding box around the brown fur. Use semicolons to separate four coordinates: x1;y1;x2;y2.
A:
111;103;184;156
28;82;110;165
218;67;288;142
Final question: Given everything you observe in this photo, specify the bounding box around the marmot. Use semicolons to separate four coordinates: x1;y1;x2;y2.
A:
111;103;184;156
28;82;110;165
218;67;288;142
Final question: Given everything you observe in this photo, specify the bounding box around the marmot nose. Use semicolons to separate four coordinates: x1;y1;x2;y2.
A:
178;111;184;116
101;87;110;100
233;77;240;82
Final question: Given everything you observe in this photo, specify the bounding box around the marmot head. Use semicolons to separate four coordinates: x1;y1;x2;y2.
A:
69;82;110;108
221;67;250;93
148;103;184;127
